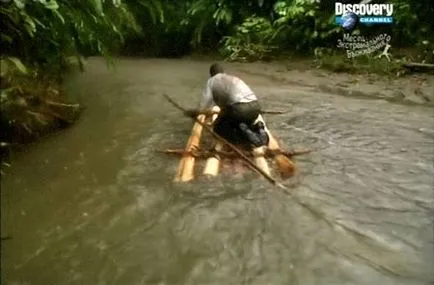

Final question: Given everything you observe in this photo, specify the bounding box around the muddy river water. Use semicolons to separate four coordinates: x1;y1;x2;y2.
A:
1;58;433;285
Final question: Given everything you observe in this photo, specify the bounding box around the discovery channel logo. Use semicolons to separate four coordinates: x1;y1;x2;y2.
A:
335;2;394;32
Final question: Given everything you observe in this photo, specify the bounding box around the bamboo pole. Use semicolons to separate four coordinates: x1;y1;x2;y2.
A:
203;106;221;177
248;115;272;176
174;114;206;182
205;109;289;115
269;133;296;178
260;115;295;179
252;145;271;177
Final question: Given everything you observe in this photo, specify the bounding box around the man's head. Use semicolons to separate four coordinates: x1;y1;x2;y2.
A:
209;63;224;77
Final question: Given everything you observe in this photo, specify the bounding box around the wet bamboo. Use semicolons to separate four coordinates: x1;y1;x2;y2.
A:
174;114;206;182
260;116;296;179
203;106;222;177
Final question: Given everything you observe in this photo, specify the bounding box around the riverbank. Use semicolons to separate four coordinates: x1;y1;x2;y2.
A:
186;53;434;105
0;66;83;169
238;60;434;106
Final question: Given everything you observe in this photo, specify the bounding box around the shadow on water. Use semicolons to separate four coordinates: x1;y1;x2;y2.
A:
1;58;433;285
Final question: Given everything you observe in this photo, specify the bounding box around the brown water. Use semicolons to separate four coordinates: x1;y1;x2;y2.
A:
1;58;433;285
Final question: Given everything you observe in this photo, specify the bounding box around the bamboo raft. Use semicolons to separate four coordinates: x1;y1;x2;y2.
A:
164;105;310;183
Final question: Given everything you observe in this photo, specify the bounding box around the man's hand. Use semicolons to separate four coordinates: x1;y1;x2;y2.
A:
184;109;200;118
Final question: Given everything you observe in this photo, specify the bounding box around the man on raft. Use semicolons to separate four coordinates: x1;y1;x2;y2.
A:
185;63;269;150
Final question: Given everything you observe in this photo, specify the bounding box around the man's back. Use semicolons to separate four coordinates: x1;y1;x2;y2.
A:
198;63;269;148
201;73;257;109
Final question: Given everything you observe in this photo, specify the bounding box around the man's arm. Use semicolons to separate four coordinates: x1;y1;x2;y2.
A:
199;78;215;109
184;79;215;118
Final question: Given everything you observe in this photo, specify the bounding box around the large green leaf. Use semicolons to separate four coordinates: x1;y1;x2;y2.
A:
0;57;28;77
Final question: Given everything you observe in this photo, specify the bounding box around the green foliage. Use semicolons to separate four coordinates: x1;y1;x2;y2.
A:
271;0;341;51
0;57;28;79
181;0;233;49
391;0;434;63
1;0;138;67
220;16;276;62
181;0;278;49
2;0;432;66
0;0;146;145
120;0;167;55
216;0;433;62
392;0;434;45
0;57;28;111
219;0;341;61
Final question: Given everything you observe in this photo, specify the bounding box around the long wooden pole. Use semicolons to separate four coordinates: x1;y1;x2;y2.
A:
208;110;289;115
158;148;311;158
164;94;286;189
190;109;289;117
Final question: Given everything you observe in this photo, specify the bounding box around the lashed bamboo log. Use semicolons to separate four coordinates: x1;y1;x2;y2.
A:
174;114;206;182
203;106;221;177
260;115;295;179
252;145;271;177
249;115;271;176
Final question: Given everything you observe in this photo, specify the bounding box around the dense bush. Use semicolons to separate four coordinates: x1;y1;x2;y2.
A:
0;0;141;145
1;0;432;69
1;0;141;70
217;0;433;62
219;16;277;62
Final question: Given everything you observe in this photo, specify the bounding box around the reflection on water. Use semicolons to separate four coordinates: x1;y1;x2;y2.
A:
1;58;433;285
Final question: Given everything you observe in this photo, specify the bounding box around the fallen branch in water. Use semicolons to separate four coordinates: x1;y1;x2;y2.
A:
401;62;434;74
158;148;311;159
39;108;76;124
26;110;48;125
402;62;434;69
46;100;81;109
